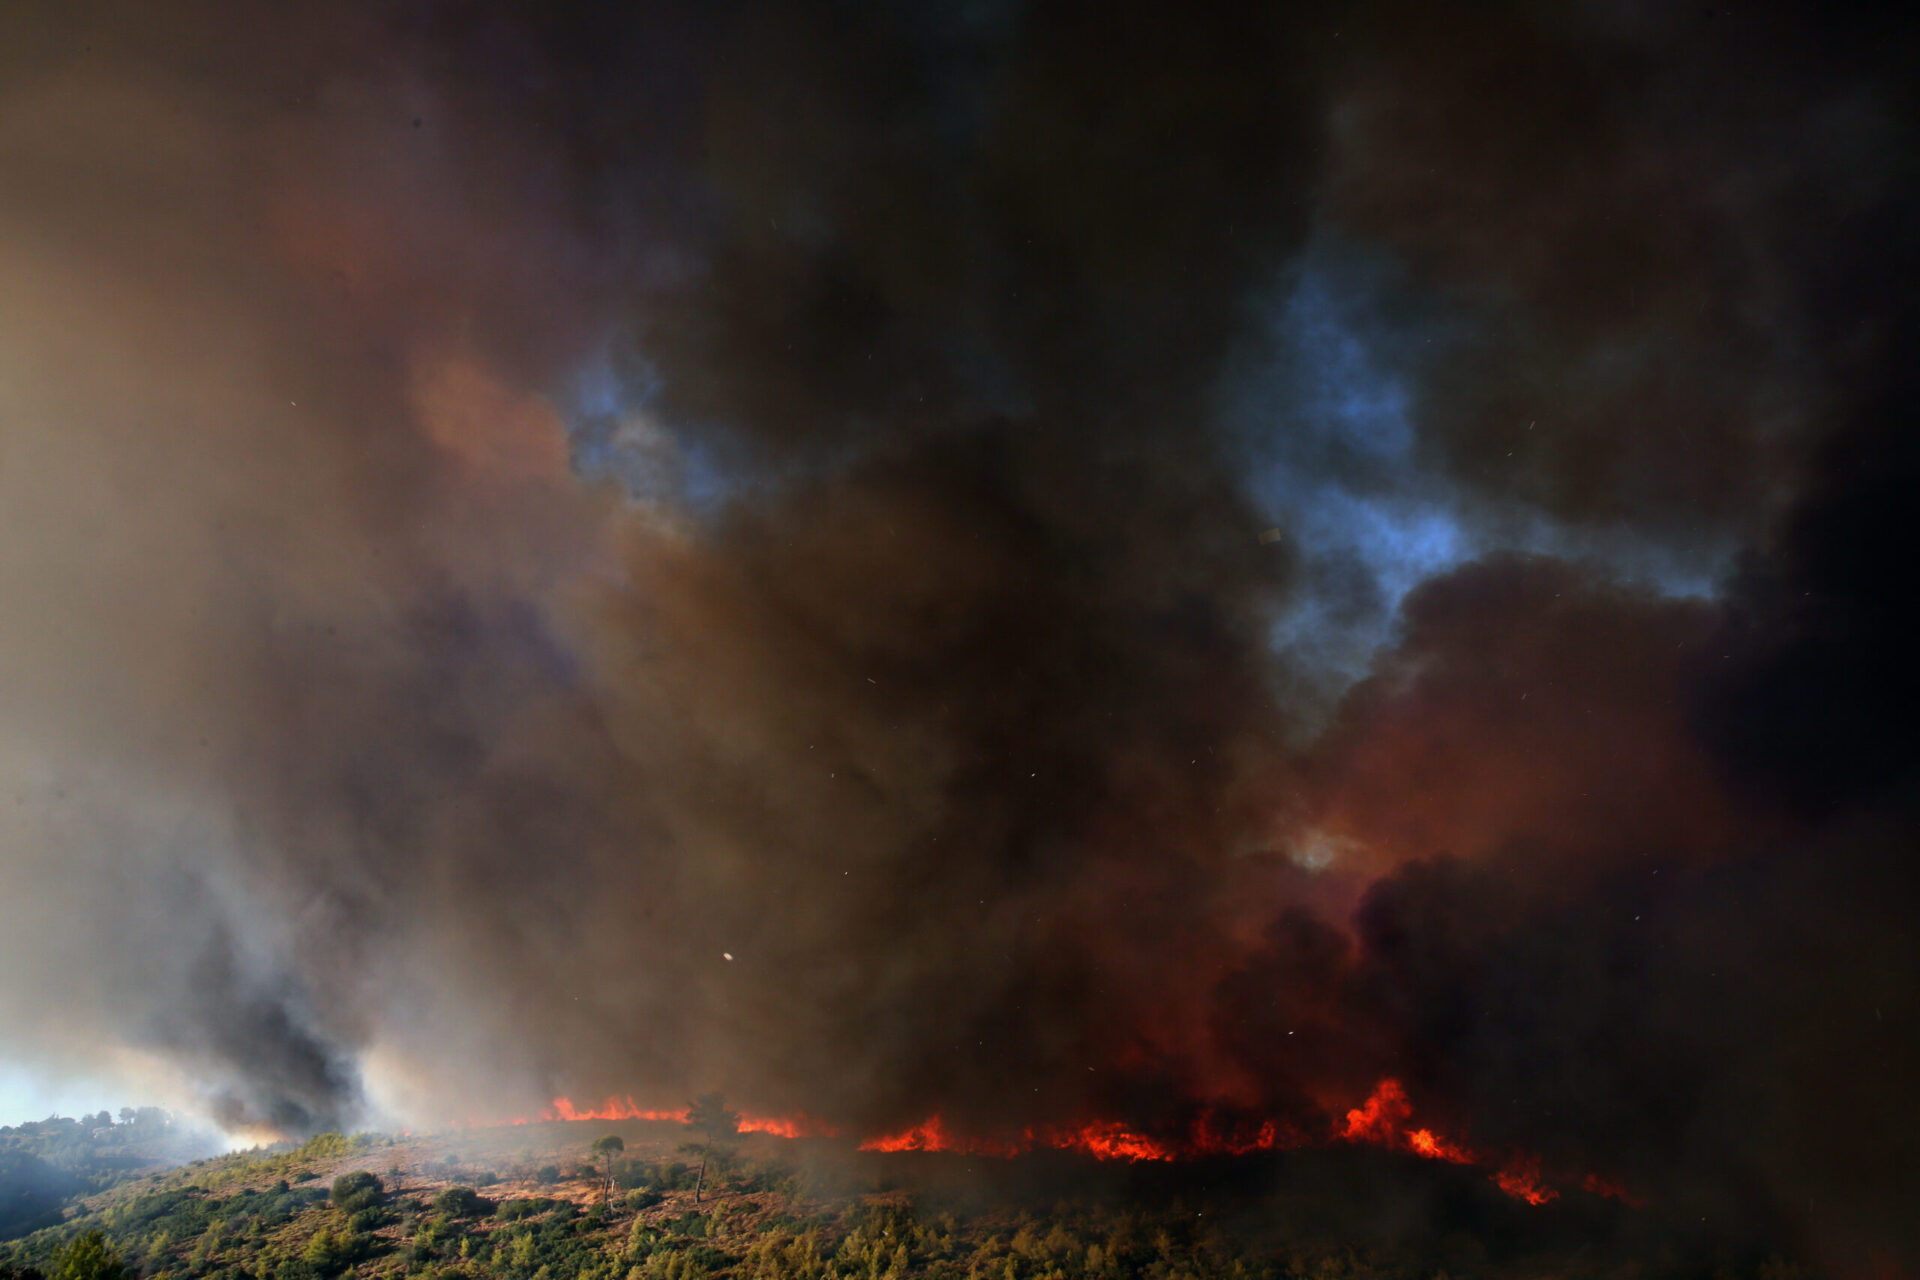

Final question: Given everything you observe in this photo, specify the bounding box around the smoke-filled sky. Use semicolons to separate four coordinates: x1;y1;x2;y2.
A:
2;0;1917;1269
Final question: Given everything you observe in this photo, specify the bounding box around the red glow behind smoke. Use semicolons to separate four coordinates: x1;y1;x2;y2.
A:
521;1083;1632;1209
1582;1173;1649;1208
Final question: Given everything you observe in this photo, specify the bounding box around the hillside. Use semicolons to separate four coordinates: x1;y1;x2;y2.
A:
0;1113;223;1238
0;1120;1811;1280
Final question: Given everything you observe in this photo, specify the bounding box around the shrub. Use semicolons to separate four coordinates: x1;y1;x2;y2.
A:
330;1172;384;1215
432;1187;494;1219
348;1208;392;1233
493;1199;560;1222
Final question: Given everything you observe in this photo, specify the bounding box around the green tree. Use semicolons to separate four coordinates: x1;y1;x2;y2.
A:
681;1095;738;1204
303;1228;341;1274
329;1170;383;1214
53;1232;127;1280
590;1135;626;1204
433;1185;494;1218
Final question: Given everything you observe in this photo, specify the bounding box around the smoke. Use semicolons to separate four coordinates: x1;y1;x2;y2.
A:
0;0;1915;1270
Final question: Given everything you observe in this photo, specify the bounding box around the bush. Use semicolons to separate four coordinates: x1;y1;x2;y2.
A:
330;1171;384;1215
625;1190;664;1212
493;1198;558;1222
431;1187;494;1219
348;1208;392;1233
532;1166;561;1187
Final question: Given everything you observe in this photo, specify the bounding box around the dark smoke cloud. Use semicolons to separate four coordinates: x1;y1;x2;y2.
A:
1;0;1916;1271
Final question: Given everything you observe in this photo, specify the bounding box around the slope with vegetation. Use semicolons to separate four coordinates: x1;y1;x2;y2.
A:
0;1118;1820;1280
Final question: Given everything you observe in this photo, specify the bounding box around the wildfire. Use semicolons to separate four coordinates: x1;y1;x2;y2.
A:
542;1097;686;1124
1337;1078;1560;1205
1493;1155;1559;1206
1043;1120;1173;1162
1406;1127;1474;1163
858;1115;1023;1158
507;1082;1635;1212
523;1097;835;1137
1339;1076;1415;1145
858;1111;1305;1162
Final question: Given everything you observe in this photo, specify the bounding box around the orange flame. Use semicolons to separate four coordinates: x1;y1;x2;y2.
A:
1493;1154;1559;1206
858;1115;1022;1157
525;1097;835;1137
738;1112;839;1138
1039;1120;1173;1162
1337;1078;1562;1205
1407;1127;1474;1164
545;1096;688;1124
508;1082;1597;1209
1340;1077;1414;1144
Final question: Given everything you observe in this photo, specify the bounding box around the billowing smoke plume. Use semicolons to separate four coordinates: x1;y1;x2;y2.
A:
1;0;1915;1271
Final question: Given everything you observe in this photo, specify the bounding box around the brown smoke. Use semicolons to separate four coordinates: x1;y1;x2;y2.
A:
0;0;1916;1271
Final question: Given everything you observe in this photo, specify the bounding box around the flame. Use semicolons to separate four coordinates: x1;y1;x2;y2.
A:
858;1112;1300;1163
1340;1077;1415;1144
738;1112;839;1138
1492;1154;1559;1206
1039;1120;1173;1161
496;1082;1600;1210
545;1096;688;1124
1337;1078;1562;1205
1184;1113;1301;1157
1406;1127;1474;1164
517;1097;835;1136
859;1114;1021;1157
